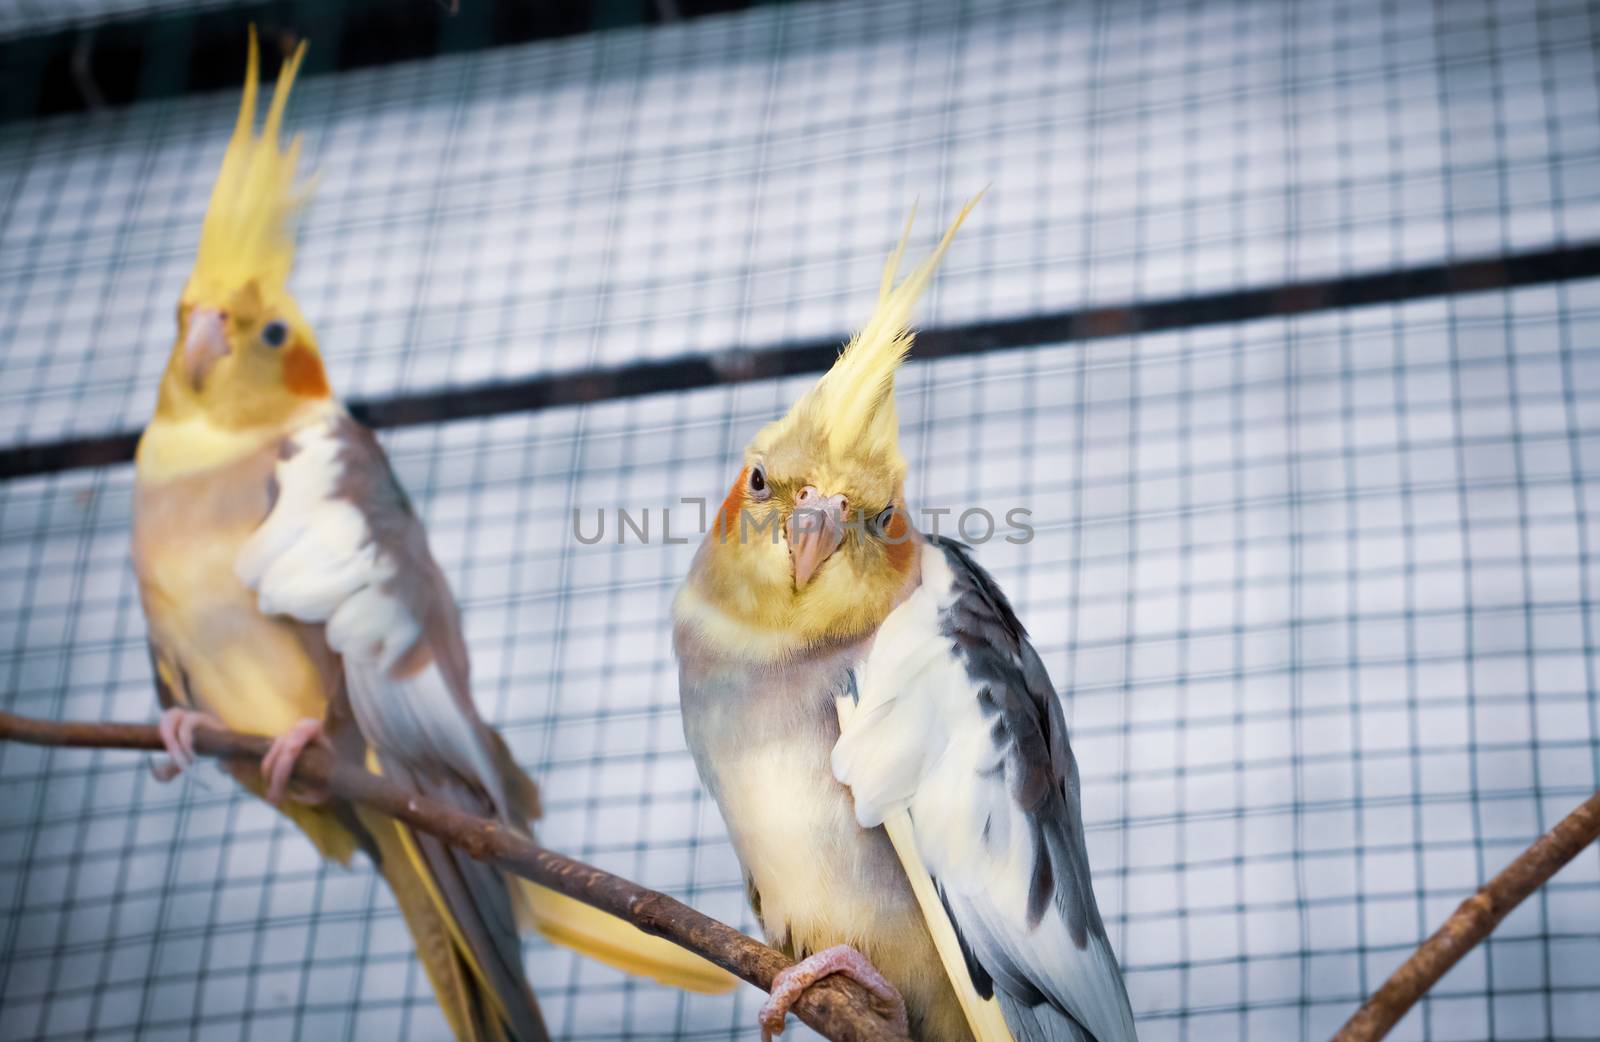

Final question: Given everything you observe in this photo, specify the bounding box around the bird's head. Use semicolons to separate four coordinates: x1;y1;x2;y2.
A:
158;30;327;430
684;196;981;653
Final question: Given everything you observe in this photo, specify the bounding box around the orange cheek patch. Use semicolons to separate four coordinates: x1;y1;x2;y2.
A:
714;471;747;542
283;342;330;398
883;505;916;573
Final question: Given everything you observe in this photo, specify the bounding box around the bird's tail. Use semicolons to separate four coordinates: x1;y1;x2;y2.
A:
476;725;736;996
361;801;548;1042
515;880;737;995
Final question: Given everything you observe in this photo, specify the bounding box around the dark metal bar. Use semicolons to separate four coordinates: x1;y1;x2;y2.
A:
3;242;1598;481
0;0;758;125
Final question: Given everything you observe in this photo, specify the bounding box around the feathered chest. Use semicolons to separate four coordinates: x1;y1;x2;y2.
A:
675;632;917;942
132;442;279;621
132;437;341;729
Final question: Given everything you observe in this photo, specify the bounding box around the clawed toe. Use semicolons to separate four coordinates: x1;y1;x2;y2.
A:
261;718;328;805
758;945;908;1042
152;708;221;782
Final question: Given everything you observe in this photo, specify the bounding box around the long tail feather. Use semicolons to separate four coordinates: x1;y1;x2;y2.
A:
518;882;737;995
363;760;549;1042
481;722;734;995
371;819;487;1039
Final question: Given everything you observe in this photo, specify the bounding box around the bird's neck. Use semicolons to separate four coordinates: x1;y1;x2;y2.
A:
674;539;924;665
138;397;338;484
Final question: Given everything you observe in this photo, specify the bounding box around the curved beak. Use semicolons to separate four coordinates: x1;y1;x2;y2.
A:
183;308;229;391
788;486;847;588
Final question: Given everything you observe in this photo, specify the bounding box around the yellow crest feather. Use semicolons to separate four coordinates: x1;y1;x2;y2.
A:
187;28;310;304
785;190;984;477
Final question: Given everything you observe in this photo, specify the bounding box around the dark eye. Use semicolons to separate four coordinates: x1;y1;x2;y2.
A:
260;319;289;349
748;464;770;499
873;505;896;535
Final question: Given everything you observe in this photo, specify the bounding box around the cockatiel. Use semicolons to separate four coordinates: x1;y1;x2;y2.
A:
674;199;1138;1042
131;31;733;1042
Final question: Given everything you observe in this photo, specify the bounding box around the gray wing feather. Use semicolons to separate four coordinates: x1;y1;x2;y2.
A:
929;536;1137;1042
237;412;547;1039
384;757;546;1042
998;990;1098;1042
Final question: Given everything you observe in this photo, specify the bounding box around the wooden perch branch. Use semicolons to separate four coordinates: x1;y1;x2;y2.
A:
0;711;906;1042
1331;789;1600;1042
10;711;1595;1042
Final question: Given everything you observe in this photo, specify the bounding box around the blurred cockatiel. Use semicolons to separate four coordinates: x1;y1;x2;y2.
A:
674;199;1138;1042
131;31;733;1042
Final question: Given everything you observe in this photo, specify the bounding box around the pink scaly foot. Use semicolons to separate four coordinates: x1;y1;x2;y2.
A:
149;707;222;781
261;717;330;806
758;944;909;1042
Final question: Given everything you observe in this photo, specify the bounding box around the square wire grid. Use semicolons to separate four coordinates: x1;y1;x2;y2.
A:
2;0;1598;445
0;0;240;40
3;277;1599;1041
2;1;1600;1041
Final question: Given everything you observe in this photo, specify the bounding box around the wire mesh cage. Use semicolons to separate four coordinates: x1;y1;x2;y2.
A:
1;1;1598;1041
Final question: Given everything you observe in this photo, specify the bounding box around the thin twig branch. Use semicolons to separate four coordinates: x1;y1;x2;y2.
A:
1331;789;1600;1042
0;711;906;1042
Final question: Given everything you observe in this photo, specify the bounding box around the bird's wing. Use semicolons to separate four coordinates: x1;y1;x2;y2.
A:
235;410;735;1007
235;409;546;1042
833;536;1138;1042
234;411;525;814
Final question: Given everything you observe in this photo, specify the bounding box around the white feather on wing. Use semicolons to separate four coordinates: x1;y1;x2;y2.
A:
834;539;1139;1042
234;412;507;814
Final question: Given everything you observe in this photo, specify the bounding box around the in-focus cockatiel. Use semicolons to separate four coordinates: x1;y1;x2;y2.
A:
132;32;733;1042
674;199;1138;1042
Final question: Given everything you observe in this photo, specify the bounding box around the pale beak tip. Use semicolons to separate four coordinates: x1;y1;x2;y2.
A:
183;308;230;391
787;494;848;588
